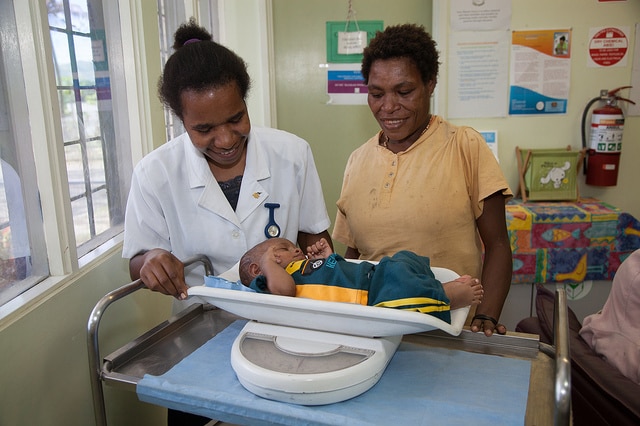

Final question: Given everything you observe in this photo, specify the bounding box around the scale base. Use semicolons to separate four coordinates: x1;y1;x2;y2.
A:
231;321;402;405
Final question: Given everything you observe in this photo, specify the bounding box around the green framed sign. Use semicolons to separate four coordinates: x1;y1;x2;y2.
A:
326;20;384;63
520;149;581;201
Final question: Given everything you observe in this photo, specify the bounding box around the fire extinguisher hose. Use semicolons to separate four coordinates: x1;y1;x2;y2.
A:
581;96;602;174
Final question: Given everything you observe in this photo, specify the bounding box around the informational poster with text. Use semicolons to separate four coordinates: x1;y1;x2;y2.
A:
479;130;500;162
448;30;510;118
509;29;572;115
326;63;368;105
449;0;511;31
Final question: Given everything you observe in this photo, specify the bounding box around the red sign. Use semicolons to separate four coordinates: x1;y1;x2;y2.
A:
589;27;628;66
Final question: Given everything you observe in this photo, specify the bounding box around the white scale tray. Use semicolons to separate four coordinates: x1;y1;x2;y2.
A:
188;266;469;338
188;265;469;405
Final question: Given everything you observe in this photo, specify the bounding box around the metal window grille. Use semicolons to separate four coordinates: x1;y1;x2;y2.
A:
48;0;125;255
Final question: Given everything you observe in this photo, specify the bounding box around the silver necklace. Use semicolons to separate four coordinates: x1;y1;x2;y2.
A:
382;115;434;148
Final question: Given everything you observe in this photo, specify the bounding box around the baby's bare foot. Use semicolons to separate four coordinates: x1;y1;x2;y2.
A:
443;275;483;309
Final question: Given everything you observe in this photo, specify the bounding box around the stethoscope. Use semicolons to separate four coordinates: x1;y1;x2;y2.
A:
264;203;281;238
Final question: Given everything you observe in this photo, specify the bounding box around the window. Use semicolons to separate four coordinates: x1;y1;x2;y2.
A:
47;0;130;256
1;0;133;307
1;0;222;309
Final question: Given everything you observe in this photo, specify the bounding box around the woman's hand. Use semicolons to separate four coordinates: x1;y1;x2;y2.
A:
471;314;507;336
130;249;188;300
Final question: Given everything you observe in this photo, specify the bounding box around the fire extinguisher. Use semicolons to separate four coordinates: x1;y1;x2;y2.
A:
581;86;635;186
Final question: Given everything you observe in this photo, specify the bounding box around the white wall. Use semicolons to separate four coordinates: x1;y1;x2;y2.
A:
219;0;274;127
434;0;640;220
432;0;640;328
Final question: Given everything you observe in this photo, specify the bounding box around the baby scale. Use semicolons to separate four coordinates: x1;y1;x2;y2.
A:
189;265;467;405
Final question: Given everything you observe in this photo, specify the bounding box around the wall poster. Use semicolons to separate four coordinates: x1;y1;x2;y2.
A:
509;29;572;115
325;20;383;105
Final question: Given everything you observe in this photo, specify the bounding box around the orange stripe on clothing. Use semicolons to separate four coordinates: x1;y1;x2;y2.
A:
296;284;368;305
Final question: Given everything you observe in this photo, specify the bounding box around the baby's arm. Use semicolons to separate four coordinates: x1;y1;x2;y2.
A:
307;237;333;260
258;246;296;296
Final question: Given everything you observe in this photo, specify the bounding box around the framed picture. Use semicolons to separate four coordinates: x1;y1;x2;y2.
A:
519;148;583;201
326;21;384;63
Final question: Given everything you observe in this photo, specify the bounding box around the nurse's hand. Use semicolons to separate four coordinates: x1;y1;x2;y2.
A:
130;249;189;300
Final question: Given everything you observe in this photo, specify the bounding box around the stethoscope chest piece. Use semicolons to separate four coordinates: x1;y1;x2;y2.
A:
264;203;281;238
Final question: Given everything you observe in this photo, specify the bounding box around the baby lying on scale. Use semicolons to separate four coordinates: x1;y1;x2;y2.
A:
239;238;483;324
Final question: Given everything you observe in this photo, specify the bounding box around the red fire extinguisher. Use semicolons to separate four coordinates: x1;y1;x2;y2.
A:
582;86;635;186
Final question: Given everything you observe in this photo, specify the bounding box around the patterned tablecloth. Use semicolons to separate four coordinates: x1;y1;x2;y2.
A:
507;198;640;284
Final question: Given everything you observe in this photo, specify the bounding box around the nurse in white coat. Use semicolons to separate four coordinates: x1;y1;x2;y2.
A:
123;19;332;303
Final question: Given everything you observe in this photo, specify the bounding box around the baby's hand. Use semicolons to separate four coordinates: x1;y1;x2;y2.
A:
260;246;282;267
307;238;333;259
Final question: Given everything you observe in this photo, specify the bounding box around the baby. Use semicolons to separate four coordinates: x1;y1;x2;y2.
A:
239;238;483;323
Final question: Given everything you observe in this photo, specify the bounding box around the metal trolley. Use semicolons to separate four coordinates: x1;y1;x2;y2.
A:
88;258;571;426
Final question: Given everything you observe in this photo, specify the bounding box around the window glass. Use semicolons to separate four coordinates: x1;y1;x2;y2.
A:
157;0;186;141
48;0;130;257
59;89;80;141
0;1;48;305
0;160;31;290
50;31;73;85
156;0;220;140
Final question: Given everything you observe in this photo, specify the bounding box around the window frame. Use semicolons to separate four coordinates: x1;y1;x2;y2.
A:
0;0;157;321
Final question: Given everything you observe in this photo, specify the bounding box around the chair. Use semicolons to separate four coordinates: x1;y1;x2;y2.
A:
516;286;640;426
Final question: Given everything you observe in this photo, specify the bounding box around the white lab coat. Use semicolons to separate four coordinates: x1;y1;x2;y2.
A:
123;126;331;287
